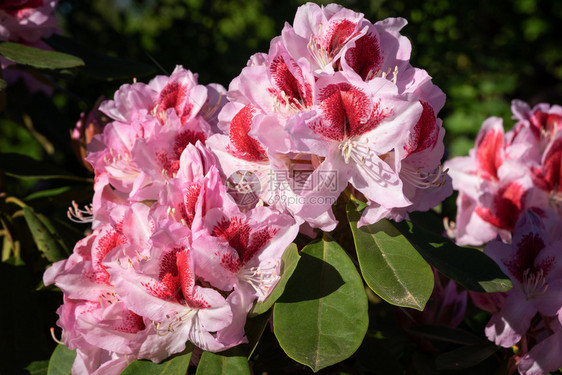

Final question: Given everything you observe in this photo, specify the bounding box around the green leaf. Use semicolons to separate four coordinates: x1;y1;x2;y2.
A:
0;42;84;69
26;360;49;375
23;206;69;262
195;348;251;375
436;343;499;370
347;200;434;310
395;212;512;293
0;78;6;90
273;237;368;372
245;309;273;358
0;153;92;181
46;35;157;80
121;350;192;375
47;345;76;375
250;243;300;316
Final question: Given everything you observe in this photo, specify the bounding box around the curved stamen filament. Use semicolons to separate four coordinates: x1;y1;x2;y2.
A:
339;138;399;187
67;200;94;223
239;259;280;301
307;34;331;70
400;163;448;189
522;268;548;298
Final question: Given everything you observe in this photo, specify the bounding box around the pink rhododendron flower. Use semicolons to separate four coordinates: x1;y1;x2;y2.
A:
0;0;58;43
484;210;562;350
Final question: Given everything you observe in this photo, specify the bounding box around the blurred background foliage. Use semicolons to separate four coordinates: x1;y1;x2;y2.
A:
1;0;562;373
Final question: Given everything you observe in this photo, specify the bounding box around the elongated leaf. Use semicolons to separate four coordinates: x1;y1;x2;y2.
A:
395;212;512;293
23;206;69;262
0;42;84;69
250;243;300;315
46;35;156;80
26;360;49;375
0;153;91;181
195;348;250;375
436;343;499;370
121;351;192;375
0;78;6;90
347;200;434;310
47;345;76;375
273;238;368;372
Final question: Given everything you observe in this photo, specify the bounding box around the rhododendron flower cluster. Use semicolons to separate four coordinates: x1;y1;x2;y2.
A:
208;2;451;231
481;210;562;375
445;100;562;246
44;3;453;373
447;100;562;374
45;66;299;374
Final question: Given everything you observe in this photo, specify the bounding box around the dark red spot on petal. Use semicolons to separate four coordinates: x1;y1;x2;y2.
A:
475;182;527;230
115;310;146;333
229;104;268;161
157;129;206;176
475;127;504;181
407;101;438;154
176;249;209;308
344;33;382;80
311;82;388;141
532;138;562;193
270;56;313;109
156;81;193;125
505;232;552;283
180;183;202;228
89;228;126;285
212;216;278;269
323;19;358;59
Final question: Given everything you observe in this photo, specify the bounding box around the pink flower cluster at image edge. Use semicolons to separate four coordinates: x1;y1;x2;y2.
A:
447;102;562;374
44;3;451;374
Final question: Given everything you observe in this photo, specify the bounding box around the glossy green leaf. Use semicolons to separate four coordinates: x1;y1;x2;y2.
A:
347;200;434;310
395;212;512;293
195;348;250;375
436;343;499;370
46;35;157;80
250;243;300;316
273;237;368;372
0;42;84;69
23;206;69;262
0;153;91;181
121;350;192;375
47;345;76;375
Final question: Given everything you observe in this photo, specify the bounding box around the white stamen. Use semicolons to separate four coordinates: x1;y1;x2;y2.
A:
239;259;280;301
400;163;449;189
307;32;331;70
50;327;64;345
338;138;399;187
67;200;94;223
522;268;548;298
